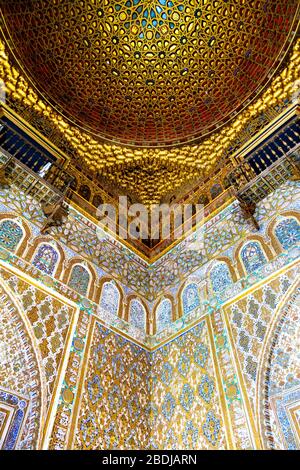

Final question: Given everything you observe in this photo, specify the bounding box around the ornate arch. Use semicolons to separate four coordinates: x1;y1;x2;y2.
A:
206;256;237;295
25;236;66;278
78;184;91;202
0;275;46;449
96;276;124;318
207;256;237;281
178;280;201;318
153;294;176;335
256;278;300;450
266;211;300;254
92;193;104;208
125;294;150;335
210;182;223;200
0;213;31;256
235;235;273;278
62;257;97;299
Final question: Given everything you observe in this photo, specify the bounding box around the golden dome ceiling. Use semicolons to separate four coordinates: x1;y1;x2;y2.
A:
1;0;299;147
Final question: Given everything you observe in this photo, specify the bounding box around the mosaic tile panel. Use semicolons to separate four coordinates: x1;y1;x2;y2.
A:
99;281;120;317
150;320;226;449
74;321;151;450
49;308;91;450
210;262;232;294
0;219;23;251
265;287;300;449
182;283;200;315
32;244;59;276
225;264;300;413
0;278;42;449
210;308;254;449
68;265;90;296
0;267;75;407
274;217;300;251
156;299;172;333
240;241;267;274
0;388;29;450
130;299;146;332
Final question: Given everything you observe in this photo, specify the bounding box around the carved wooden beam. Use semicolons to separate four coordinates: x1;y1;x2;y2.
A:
0;157;12;187
239;200;260;231
41;198;69;234
289;163;300;182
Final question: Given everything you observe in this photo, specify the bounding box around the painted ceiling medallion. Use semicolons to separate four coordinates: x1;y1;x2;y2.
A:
0;0;298;146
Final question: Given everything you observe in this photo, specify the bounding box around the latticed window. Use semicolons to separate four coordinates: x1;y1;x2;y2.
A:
275;218;300;250
68;264;90;296
99;281;120;316
156;298;172;333
241;241;267;274
210;262;232;293
182;283;200;315
32;244;59;275
0;220;23;251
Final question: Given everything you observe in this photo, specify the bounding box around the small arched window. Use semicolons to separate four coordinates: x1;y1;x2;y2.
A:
274;217;300;250
156;298;172;333
210;184;222;200
241;241;267;274
129;299;146;331
78;185;91;201
210;262;233;293
0;219;24;251
68;264;90;296
92;194;103;208
198;194;209;206
32;243;59;275
70;177;78;191
182;283;200;315
99;281;120;316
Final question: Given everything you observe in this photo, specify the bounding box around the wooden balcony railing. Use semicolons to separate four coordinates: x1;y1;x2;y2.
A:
227;145;300;205
0;117;73;194
0;146;73;205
